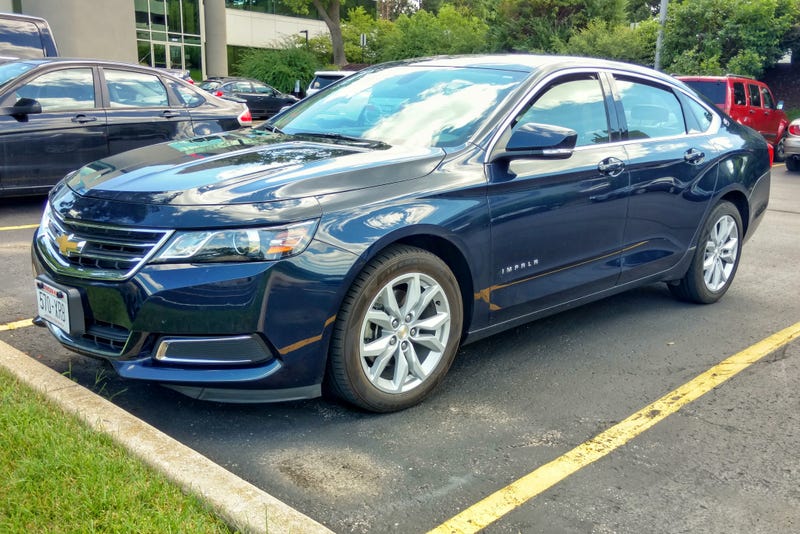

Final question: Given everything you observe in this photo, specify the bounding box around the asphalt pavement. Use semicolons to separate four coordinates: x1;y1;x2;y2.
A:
1;165;799;533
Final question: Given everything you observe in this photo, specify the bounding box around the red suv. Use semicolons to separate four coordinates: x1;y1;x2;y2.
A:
678;75;788;160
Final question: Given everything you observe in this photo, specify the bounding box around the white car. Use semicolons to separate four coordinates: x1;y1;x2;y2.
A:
306;70;353;97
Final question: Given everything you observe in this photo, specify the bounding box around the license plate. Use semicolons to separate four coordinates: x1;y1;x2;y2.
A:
36;279;71;333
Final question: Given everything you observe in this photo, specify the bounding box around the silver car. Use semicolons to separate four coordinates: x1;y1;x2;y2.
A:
783;118;800;171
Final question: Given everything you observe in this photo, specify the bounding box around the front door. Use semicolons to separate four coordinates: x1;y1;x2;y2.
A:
487;73;629;322
0;66;108;194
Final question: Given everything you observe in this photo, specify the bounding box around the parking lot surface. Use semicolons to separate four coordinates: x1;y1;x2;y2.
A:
1;166;799;533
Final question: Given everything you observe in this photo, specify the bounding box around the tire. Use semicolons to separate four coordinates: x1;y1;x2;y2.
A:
774;134;786;163
669;201;742;304
786;156;799;172
327;245;463;412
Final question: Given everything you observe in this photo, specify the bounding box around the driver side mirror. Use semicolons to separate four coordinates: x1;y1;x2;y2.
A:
4;97;42;119
491;122;578;162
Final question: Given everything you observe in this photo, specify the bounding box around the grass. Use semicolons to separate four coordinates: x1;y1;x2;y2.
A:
785;107;800;122
0;369;234;533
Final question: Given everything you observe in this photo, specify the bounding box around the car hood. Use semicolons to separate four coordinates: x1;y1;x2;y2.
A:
66;129;445;206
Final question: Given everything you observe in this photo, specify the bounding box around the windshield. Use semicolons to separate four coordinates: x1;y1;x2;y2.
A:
0;60;36;89
272;65;528;148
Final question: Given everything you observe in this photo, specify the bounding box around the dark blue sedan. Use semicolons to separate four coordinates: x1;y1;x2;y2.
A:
32;55;771;412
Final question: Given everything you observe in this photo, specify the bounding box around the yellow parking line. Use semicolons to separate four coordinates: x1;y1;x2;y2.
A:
0;223;39;231
429;321;800;534
0;319;35;332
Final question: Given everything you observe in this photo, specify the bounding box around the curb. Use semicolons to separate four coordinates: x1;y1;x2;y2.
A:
0;339;334;534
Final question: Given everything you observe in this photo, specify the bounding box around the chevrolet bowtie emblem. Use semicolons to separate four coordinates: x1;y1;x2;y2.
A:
55;232;86;257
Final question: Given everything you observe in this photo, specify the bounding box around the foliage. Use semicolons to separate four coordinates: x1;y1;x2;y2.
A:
377;5;490;61
561;18;659;66
662;0;800;77
234;43;322;93
342;7;397;64
489;0;627;53
237;0;800;91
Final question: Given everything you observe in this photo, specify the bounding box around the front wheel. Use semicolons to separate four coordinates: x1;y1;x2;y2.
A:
669;201;742;304
327;245;463;412
774;134;786;163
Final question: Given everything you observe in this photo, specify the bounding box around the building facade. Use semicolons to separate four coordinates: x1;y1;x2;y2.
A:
1;0;328;80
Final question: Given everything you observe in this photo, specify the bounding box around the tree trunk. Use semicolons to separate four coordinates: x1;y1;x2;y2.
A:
312;0;347;67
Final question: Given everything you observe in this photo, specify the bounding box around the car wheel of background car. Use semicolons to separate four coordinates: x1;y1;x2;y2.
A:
774;134;786;163
327;245;463;412
786;156;799;172
668;200;742;304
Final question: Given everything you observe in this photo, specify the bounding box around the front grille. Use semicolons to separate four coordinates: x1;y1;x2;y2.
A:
38;206;173;281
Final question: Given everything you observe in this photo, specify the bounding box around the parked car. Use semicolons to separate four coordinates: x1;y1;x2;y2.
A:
0;12;58;59
32;55;770;412
782;118;800;171
0;58;251;197
678;74;788;161
160;68;194;84
305;70;353;97
199;77;298;119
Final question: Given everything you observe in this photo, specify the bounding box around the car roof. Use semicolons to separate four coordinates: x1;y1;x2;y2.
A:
3;57;177;73
377;54;678;84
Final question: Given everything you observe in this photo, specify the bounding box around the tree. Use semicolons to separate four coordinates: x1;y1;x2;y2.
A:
662;0;800;77
489;0;627;53
378;5;490;61
284;0;348;66
561;18;659;65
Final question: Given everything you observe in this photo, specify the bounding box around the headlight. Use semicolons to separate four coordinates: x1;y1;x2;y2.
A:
152;220;318;263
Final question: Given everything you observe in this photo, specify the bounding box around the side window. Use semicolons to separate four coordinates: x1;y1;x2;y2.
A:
171;82;205;108
16;68;95;112
681;94;714;133
748;84;762;107
615;77;686;139
233;81;252;93
105;69;169;108
515;75;609;147
733;83;746;106
252;82;274;95
760;86;775;109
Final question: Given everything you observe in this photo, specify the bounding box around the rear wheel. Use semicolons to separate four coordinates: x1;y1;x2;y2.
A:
327;245;463;412
669;201;742;304
786;156;799;172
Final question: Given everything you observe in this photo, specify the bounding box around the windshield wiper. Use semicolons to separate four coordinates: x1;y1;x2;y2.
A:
290;131;389;148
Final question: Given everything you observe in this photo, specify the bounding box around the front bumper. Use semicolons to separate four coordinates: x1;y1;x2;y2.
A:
32;236;354;402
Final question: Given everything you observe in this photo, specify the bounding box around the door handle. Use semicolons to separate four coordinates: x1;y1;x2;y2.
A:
597;157;625;177
71;115;97;124
161;110;180;118
684;148;705;164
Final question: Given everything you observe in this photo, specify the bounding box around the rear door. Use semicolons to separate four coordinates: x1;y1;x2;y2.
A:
101;67;193;155
0;66;108;194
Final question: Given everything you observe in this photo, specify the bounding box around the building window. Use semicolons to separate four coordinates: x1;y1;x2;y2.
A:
135;0;203;81
224;0;376;20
